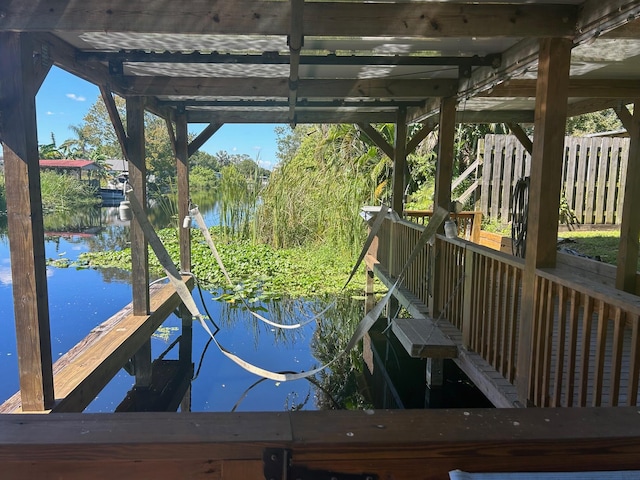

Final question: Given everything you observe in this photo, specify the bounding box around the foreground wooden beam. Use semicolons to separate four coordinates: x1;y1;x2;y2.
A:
516;38;572;405
1;408;640;479
0;2;577;38
484;79;640;99
0;32;55;411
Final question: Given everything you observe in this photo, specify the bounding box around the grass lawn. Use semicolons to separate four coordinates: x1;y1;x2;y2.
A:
558;229;640;271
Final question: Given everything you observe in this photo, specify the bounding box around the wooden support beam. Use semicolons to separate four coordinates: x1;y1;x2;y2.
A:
164;117;177;157
484;79;640;99
187;123;222;158
614;102;635;132
100;86;130;163
392;108;408;215
431;98;457;318
3;408;640;479
507;123;533;155
356;123;394;160
0;32;55;412
124;77;458;99
434;97;457;213
516;38;572;406
187;110;398;124
406;121;437;156
127;96;150;316
175;112;191;272
288;0;304;126
616;101;640;293
0;2;578;38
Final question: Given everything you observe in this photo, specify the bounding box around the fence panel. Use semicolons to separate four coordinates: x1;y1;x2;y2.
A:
480;135;630;225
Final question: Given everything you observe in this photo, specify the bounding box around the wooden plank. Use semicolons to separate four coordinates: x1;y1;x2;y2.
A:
606;137;622;225
565;136;579;221
485;79;640;98
609;308;625;406
629;315;640;406
516;38;572;405
0;32;55;411
584;138;598;224
616;135;631;225
594;137;611;224
592;300;608;406
0;279;193;413
564;290;580;407
552;285;568;407
480;135;493;217
434;97;456;213
578;296;594;407
127;77;458;99
187;110;398;124
0;2;578;37
490;135;504;219
391;318;457;359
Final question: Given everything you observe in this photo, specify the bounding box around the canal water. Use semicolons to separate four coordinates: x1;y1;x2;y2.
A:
0;197;370;412
0;196;491;412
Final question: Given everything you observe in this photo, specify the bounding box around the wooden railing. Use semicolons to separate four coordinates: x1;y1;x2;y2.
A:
529;269;640;407
376;214;640;408
403;210;482;243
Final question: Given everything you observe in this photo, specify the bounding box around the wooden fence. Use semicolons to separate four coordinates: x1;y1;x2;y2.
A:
479;134;630;225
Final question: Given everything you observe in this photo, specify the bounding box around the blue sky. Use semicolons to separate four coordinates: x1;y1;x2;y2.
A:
35;67;282;170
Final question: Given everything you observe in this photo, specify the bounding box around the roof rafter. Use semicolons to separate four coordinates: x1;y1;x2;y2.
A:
186;110;398;124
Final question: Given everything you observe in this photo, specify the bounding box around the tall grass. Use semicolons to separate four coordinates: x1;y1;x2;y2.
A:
218;165;260;241
39;171;99;213
256;126;376;257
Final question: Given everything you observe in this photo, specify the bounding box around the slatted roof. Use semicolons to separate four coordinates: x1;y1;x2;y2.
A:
5;0;640;125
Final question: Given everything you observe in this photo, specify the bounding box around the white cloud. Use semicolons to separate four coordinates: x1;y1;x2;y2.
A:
66;93;86;102
0;266;12;285
46;111;54;115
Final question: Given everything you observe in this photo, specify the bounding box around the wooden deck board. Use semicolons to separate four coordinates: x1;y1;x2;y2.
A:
0;277;193;414
391;318;457;359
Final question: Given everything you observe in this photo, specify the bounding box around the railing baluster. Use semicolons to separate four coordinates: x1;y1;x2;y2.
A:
507;267;520;384
541;280;555;407
592;300;608;407
565;290;580;407
628;314;640;407
578;296;594;407
552;285;568;407
609;308;625;407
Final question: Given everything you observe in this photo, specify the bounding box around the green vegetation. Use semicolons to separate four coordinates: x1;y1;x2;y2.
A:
39;171;100;213
78;226;362;300
558;230;634;268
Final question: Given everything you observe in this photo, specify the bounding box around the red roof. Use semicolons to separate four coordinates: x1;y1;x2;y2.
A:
39;159;98;169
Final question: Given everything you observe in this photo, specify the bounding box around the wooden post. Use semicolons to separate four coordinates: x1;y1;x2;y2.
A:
615;102;640;293
392;107;408;215
0;32;55;411
175;112;191;272
430;97;456;317
516;38;572;406
127;96;151;387
127;96;149;315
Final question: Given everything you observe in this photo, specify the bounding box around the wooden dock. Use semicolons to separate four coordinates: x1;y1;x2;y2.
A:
0;278;193;414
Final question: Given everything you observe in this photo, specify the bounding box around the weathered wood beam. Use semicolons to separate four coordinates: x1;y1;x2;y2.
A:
164;117;177;157
516;38;572;406
187;123;222;158
356;124;394;160
575;0;640;44
100;86;130;162
175;112;191;272
288;0;304;126
392;108;408;214
6;407;640;478
616;101;640;293
124;77;458;99
484;79;640;99
406;120;437;156
186;110;397;124
0;32;55;412
434;97;457;214
127;96;149;316
614;102;635;132
566;98;623;118
0;2;578;38
457;110;535;124
506;122;533;155
163;99;422;109
79;51;501;68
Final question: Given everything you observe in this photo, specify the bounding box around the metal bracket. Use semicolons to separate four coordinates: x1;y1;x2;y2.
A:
263;448;377;480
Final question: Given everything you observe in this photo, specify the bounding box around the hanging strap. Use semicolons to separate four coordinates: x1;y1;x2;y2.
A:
190;203;390;330
128;187;446;382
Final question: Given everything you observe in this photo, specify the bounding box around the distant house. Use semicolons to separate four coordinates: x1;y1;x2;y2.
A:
104;158;128;176
39;159;101;185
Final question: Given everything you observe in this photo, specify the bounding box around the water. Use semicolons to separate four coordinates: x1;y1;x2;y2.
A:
0;197;367;412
